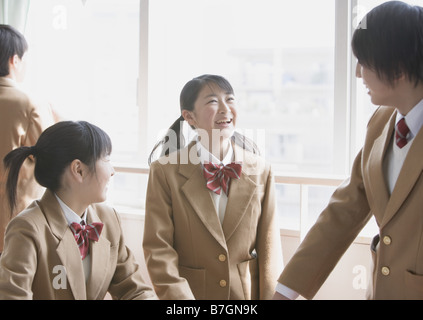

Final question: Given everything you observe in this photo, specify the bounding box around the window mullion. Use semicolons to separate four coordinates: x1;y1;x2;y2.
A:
138;0;149;166
333;0;353;175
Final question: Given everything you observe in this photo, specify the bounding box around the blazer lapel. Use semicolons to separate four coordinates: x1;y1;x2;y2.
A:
381;123;423;228
39;190;87;300
366;113;395;223
222;144;259;241
180;142;227;250
86;206;111;300
56;232;87;300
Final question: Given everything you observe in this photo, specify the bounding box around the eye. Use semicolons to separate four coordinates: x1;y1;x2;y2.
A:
227;96;235;102
207;99;218;104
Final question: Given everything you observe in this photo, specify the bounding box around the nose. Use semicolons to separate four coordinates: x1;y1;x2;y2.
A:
218;101;231;114
356;62;362;78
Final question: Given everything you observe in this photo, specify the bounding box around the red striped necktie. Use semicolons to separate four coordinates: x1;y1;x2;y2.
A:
395;118;410;149
203;162;242;195
70;221;103;260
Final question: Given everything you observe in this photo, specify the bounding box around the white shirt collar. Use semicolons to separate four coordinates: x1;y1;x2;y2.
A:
195;139;234;165
54;194;87;226
396;98;423;140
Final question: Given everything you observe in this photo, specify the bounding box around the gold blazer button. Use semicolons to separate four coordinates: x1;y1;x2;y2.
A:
218;254;227;262
383;236;392;245
381;266;390;276
219;280;227;287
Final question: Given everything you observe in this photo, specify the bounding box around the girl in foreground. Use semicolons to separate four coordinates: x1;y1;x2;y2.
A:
0;120;156;300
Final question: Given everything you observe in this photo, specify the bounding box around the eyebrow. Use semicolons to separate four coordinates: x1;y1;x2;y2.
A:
203;92;233;99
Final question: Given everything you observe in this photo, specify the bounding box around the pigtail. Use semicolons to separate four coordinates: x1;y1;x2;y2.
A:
232;132;260;155
148;115;185;165
3;146;36;216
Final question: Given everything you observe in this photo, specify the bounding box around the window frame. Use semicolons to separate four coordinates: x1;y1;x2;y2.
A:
133;0;360;176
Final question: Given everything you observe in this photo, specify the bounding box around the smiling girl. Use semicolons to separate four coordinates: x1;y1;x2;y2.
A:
0;121;156;300
143;74;282;300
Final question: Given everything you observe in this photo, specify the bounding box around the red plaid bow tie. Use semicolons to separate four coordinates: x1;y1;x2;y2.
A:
70;221;103;260
203;162;242;195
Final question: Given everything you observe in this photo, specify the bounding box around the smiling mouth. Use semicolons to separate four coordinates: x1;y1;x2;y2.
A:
215;119;233;125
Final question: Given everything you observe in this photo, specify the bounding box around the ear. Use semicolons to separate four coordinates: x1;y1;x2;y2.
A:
9;54;20;69
69;159;84;183
182;110;196;128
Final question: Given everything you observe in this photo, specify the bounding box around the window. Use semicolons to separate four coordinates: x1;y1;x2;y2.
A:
25;0;141;165
147;0;340;235
25;0;145;210
23;0;406;238
148;0;336;175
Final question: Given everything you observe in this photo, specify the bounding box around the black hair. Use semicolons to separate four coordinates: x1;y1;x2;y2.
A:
3;121;112;214
0;24;28;77
352;1;423;86
148;74;259;164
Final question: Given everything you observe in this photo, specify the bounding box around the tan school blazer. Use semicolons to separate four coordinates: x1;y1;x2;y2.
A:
0;189;157;300
143;141;283;300
279;105;423;300
0;77;55;252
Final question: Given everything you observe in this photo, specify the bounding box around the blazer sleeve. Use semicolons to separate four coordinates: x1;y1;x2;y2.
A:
142;161;195;300
278;149;372;299
107;208;157;300
0;215;39;299
256;166;283;299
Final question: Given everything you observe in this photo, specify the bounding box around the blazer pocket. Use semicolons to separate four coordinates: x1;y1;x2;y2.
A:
237;257;259;300
179;265;206;300
405;270;423;300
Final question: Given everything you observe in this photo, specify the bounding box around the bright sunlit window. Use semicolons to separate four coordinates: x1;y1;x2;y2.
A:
146;0;339;232
20;0;413;237
24;0;146;212
25;0;141;165
148;0;336;175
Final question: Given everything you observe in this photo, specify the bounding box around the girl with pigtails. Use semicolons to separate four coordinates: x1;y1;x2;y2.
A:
143;74;283;300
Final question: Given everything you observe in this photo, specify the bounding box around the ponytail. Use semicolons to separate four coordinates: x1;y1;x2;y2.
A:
3;146;36;215
148;121;260;165
148;115;185;165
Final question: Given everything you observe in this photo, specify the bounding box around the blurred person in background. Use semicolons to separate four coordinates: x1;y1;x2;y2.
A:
0;24;56;254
